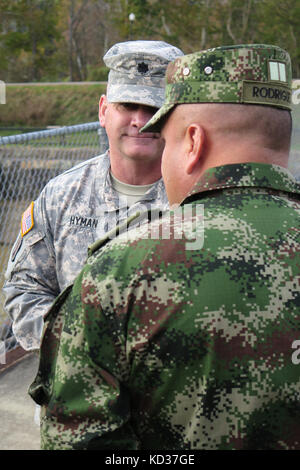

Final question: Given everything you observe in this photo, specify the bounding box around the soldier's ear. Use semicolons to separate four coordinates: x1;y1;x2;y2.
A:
99;95;108;127
185;124;205;175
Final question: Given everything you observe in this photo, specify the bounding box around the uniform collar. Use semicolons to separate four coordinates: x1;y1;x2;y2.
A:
182;162;300;205
92;150;168;211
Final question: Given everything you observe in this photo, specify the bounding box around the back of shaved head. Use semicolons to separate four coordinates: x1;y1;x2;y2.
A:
175;103;292;152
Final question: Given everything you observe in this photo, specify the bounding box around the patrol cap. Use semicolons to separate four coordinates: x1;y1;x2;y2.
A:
141;44;292;132
103;40;184;108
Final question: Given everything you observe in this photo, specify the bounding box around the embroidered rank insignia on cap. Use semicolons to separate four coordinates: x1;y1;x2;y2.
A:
137;62;149;74
21;201;34;237
269;61;287;83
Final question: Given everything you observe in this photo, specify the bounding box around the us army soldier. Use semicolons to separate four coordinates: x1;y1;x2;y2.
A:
3;40;184;350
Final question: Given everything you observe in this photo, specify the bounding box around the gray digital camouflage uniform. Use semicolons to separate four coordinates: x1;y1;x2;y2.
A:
3;40;183;350
3;152;168;350
29;162;300;450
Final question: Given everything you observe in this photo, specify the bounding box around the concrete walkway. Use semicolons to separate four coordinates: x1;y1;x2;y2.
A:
0;350;40;450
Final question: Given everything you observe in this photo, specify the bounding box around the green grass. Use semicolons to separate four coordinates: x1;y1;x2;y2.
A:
0;128;47;137
0;83;107;127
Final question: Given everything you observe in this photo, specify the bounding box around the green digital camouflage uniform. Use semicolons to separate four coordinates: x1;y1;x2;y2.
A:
29;162;300;450
29;45;300;449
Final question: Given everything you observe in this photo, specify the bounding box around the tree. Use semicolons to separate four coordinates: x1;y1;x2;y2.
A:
257;0;300;77
0;0;299;82
0;0;60;81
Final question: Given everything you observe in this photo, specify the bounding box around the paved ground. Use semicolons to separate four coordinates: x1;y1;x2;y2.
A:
0;351;40;450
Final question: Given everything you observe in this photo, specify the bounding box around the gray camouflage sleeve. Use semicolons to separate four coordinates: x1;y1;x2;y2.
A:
3;194;59;350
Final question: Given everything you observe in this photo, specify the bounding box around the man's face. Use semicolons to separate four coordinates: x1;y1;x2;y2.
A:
99;97;165;164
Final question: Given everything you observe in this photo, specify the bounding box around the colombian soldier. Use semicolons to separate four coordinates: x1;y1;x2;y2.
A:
30;44;300;450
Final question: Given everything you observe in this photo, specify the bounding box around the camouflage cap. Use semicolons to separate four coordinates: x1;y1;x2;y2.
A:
103;40;184;108
141;44;292;132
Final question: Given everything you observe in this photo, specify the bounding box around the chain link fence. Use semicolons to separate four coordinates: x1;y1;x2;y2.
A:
0;122;108;351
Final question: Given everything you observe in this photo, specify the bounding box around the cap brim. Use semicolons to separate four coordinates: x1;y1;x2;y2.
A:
107;84;165;109
140;103;175;133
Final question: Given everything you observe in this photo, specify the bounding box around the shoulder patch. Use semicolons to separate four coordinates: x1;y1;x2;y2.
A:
21;201;34;237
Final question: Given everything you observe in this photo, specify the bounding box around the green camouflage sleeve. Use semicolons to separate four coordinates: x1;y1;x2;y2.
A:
34;267;141;450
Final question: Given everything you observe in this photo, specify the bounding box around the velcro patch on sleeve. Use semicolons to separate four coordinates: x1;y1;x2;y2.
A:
21;201;35;237
11;233;23;262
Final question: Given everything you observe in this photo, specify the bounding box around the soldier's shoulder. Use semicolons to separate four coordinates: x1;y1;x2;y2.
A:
48;153;106;186
87;212;152;259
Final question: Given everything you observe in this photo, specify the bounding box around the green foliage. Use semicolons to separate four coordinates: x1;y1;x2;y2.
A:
0;0;61;81
256;0;300;76
86;66;109;82
0;0;299;83
0;84;107;126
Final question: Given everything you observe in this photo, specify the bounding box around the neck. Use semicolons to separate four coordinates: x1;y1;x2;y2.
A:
110;153;162;185
199;141;289;177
